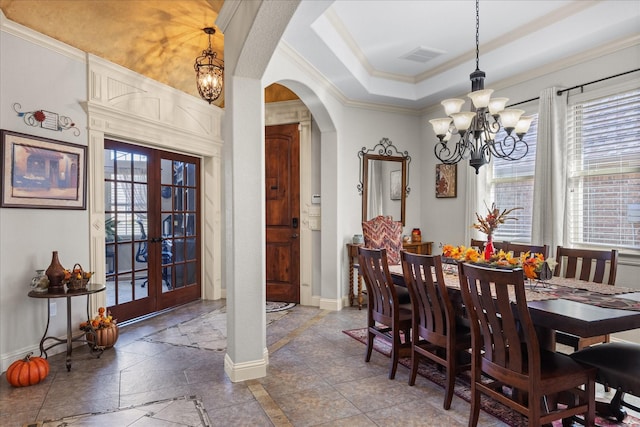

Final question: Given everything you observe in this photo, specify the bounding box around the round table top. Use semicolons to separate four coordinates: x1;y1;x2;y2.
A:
28;283;106;299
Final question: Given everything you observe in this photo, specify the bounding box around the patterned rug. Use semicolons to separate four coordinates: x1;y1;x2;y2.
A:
143;306;290;351
266;301;296;312
343;328;640;427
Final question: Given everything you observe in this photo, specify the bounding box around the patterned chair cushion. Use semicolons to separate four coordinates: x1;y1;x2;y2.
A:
362;215;403;265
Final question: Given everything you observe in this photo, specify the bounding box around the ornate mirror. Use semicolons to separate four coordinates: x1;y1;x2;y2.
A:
358;138;411;226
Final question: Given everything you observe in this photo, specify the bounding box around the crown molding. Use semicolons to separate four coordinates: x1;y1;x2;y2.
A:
0;10;85;62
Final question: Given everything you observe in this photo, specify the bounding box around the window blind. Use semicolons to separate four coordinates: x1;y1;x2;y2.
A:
566;87;640;250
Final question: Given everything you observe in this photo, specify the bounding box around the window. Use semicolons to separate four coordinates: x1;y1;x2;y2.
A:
566;84;640;250
489;115;539;243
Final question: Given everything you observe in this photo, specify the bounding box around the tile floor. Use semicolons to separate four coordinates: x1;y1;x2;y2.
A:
0;300;634;426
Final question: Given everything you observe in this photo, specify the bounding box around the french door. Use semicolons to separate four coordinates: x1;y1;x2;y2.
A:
104;140;201;322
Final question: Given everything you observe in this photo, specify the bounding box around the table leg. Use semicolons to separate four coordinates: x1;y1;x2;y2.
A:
357;271;363;310
65;297;72;371
348;257;355;307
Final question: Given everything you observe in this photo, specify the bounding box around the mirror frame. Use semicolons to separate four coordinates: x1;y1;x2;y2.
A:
358;138;411;226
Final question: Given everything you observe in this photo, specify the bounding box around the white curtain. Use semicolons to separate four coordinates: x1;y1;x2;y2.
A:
531;87;568;256
465;163;489;245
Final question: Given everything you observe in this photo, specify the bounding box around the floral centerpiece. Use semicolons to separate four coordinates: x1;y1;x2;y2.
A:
472;202;522;260
80;307;118;348
441;245;553;282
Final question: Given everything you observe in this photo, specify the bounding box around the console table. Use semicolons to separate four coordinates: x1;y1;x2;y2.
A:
346;241;432;309
28;284;106;371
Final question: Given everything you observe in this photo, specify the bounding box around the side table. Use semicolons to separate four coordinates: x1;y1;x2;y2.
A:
346;241;434;309
28;283;106;371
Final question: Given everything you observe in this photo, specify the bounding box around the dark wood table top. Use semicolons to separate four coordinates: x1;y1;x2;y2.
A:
528;292;640;338
387;264;640;339
28;283;106;299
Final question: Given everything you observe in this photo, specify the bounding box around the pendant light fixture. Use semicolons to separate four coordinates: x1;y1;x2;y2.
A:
194;27;224;104
430;0;532;174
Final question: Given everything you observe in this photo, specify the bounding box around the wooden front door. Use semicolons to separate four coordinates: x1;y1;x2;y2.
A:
265;124;300;303
104;140;201;322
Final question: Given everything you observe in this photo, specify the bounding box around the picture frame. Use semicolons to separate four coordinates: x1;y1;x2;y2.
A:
1;130;87;209
390;169;402;200
435;164;457;198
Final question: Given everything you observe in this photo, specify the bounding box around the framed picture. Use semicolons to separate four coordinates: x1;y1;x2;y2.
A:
390;170;402;200
435;164;457;198
1;130;87;209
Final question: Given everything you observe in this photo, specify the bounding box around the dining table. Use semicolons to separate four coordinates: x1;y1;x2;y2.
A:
387;263;640;350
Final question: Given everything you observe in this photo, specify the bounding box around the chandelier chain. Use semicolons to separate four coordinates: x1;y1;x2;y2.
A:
475;0;480;72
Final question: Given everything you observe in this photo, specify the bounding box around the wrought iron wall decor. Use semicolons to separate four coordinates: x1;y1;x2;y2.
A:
13;103;80;136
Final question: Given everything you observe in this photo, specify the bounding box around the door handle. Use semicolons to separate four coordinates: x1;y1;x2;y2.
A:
292;233;299;239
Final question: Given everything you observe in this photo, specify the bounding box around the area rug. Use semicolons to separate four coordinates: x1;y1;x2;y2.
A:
35;395;211;427
343;328;640;427
143;306;290;351
266;301;296;312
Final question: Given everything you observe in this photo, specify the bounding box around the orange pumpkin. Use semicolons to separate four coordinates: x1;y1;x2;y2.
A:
6;352;49;387
87;324;119;348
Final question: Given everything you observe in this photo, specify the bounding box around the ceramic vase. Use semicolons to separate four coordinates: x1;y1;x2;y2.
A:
30;269;49;293
45;251;65;292
484;235;495;261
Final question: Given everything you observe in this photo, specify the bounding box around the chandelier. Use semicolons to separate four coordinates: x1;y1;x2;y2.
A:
430;0;532;174
194;27;224;104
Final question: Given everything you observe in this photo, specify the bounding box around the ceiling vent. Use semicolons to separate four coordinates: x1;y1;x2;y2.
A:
400;46;444;63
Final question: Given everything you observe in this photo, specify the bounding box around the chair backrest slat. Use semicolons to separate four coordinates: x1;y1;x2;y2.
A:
458;262;540;381
358;247;399;324
554;246;618;285
402;252;451;346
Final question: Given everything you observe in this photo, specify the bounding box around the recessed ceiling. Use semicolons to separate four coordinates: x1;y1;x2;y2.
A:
1;0;639;111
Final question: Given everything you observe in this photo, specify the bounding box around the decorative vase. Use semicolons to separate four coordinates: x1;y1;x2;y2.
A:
411;228;421;243
30;269;49;293
45;251;65;292
484;234;495;261
87;325;119;349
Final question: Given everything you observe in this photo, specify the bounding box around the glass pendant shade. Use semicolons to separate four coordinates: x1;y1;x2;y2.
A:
515;115;534;134
467;89;494;108
488;97;509;115
430;118;453;137
441;98;466;116
451;112;476;132
498;109;525;129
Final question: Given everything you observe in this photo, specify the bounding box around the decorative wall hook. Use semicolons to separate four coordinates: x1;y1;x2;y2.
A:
13;103;80;136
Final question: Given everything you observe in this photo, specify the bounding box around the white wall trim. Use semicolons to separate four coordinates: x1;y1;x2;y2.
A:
265;100;314;306
85;54;224;309
319;297;343;311
224;350;268;383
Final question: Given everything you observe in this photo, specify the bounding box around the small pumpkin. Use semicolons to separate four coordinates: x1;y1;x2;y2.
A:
6;352;50;387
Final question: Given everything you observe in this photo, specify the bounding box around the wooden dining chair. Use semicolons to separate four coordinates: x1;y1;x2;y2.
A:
458;262;596;427
358;247;412;379
507;243;549;258
402;251;471;409
554;246;619;351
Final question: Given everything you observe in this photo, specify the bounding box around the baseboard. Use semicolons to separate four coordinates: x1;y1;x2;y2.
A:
318;297;342;311
224;351;268;383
